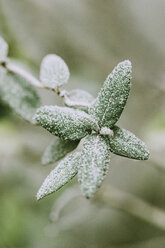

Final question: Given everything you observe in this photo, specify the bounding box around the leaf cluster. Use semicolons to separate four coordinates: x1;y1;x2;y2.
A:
0;37;149;200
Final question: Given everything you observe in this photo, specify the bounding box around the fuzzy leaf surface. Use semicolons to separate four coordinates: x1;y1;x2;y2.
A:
34;106;98;140
107;126;150;160
42;137;79;165
40;54;70;89
0;37;8;61
0;67;40;122
37;152;80;200
78;134;110;198
64;89;94;112
89;60;132;128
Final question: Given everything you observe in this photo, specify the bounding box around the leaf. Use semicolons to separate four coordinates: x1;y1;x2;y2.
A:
40;54;70;89
107;126;150;160
0;66;40;123
89;60;132;128
34;106;99;140
42;137;79;165
0;37;8;61
63;89;94;112
78;134;110;198
37;152;80;200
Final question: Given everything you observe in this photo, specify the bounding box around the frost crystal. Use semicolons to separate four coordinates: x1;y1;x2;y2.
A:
89;60;132;128
0;67;40;123
40;54;70;89
108;126;150;160
34;106;98;140
64;89;94;112
42;137;79;165
37;152;80;200
78;134;110;198
0;36;8;61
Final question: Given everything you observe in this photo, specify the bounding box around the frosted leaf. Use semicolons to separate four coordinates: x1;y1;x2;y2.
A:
42;137;79;165
107;126;150;160
78;134;110;198
40;54;70;89
89;60;132;128
34;106;99;140
0;37;8;61
64;89;94;112
0;67;40;123
37;152;81;200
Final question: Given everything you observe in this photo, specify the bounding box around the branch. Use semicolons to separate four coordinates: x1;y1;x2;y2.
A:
97;185;165;232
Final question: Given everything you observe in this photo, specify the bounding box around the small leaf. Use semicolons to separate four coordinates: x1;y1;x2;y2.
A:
107;126;150;160
34;106;98;140
78;134;110;198
42;137;79;165
89;60;132;128
64;89;94;112
0;37;8;61
0;67;40;123
37;152;80;200
40;54;70;89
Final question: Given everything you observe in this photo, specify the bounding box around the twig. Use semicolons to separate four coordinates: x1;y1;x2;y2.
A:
97;185;165;232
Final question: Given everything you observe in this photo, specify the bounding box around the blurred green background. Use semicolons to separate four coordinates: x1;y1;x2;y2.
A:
0;0;165;247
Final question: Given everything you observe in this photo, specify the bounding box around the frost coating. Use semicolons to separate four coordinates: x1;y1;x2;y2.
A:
37;152;80;200
108;126;150;160
100;127;114;136
40;54;70;89
34;106;98;140
0;36;8;61
0;67;40;123
42;137;79;165
89;60;132;128
78;134;110;198
64;89;94;112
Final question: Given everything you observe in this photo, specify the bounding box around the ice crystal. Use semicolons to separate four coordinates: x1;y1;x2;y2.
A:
89;60;132;128
78;134;110;198
37;152;81;200
34;106;98;140
108;126;150;160
0;67;40;123
42;137;79;165
40;54;70;89
0;36;8;61
64;89;94;112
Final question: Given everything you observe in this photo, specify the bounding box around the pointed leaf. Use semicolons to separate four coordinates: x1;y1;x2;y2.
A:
78;134;110;198
37;152;80;200
64;89;94;112
42;137;79;165
34;106;98;140
89;60;132;128
0;67;40;123
107;126;150;160
0;37;8;61
40;54;70;89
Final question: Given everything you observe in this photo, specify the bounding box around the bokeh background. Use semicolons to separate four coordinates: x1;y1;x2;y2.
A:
0;0;165;247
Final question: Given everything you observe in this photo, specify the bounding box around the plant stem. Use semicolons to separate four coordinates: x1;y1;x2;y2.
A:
97;185;165;232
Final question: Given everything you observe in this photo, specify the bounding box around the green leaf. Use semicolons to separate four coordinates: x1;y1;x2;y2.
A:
78;134;110;198
37;152;80;200
0;37;8;61
89;60;132;128
34;106;99;140
40;54;70;89
107;126;150;160
63;89;94;112
0;66;40;123
42;137;79;165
